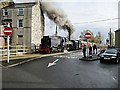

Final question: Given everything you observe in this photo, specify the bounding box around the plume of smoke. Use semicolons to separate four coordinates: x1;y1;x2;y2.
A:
40;0;74;35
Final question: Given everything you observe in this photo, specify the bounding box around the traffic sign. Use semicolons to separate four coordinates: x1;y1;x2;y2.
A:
84;32;92;58
84;32;92;39
4;26;12;63
4;27;12;36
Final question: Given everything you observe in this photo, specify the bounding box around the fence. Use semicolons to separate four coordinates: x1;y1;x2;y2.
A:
0;45;29;57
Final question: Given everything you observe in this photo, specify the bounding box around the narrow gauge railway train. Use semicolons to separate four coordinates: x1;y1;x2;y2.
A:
39;36;65;53
39;36;80;53
66;40;80;51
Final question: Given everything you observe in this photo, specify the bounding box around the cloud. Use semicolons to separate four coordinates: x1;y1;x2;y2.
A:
13;0;118;41
44;1;118;41
13;0;35;3
13;0;120;3
57;2;118;30
59;2;118;21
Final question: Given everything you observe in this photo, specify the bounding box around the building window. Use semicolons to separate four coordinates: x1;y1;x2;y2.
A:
18;19;23;28
18;8;24;16
3;9;9;16
18;35;23;45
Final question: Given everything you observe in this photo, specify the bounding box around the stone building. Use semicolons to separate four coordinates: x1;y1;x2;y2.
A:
0;2;44;53
115;29;120;49
115;2;120;49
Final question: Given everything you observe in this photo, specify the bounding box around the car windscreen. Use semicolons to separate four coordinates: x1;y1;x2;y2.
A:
105;49;117;54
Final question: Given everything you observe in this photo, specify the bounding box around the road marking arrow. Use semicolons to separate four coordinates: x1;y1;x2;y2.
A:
48;59;59;68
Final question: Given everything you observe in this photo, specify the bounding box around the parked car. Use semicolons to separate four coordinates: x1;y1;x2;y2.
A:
99;48;120;63
98;49;106;56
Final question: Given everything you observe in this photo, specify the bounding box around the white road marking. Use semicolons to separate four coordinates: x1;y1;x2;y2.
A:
53;54;79;59
48;59;59;68
6;57;41;68
113;77;116;81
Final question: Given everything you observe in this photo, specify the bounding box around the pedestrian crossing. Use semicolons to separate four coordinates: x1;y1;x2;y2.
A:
53;52;83;59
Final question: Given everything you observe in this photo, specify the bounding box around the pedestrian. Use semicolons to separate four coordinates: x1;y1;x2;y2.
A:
93;44;97;54
95;45;97;54
89;45;92;57
83;44;86;58
93;44;95;54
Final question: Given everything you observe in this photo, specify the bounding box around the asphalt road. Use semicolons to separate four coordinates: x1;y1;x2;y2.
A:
2;51;120;88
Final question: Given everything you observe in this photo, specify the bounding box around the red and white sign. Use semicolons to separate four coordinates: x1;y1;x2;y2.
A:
4;27;12;36
84;32;92;39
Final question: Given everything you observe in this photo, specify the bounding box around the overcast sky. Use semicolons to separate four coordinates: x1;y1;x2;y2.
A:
13;0;119;43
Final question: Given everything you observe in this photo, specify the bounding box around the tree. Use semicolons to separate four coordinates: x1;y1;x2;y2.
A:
79;30;104;44
95;32;103;44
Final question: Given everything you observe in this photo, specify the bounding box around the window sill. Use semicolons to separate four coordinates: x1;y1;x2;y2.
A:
17;15;24;16
3;15;9;17
17;27;24;29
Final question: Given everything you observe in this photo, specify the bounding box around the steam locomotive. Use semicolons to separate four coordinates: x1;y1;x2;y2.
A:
39;36;65;53
39;35;80;53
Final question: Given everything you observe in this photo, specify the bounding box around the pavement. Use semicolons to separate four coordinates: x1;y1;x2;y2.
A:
79;54;99;61
0;50;99;68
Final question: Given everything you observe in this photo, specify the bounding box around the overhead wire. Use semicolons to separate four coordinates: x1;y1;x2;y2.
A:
72;17;119;24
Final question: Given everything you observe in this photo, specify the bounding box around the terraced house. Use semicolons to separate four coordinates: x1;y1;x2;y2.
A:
0;2;44;53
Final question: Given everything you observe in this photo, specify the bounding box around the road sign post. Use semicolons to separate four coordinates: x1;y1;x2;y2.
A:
84;32;92;57
7;36;10;63
4;26;12;63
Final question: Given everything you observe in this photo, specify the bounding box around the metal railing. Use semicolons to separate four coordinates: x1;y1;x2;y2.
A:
0;45;29;57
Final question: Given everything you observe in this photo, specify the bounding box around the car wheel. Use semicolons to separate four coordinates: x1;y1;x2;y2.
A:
100;59;103;63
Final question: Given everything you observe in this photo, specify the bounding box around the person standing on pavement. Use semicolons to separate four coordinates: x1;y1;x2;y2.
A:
93;44;98;54
95;45;97;54
93;44;97;54
93;44;95;54
89;45;92;57
83;44;86;58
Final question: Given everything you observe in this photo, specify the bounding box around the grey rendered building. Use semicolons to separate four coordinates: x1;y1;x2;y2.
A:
0;2;44;53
